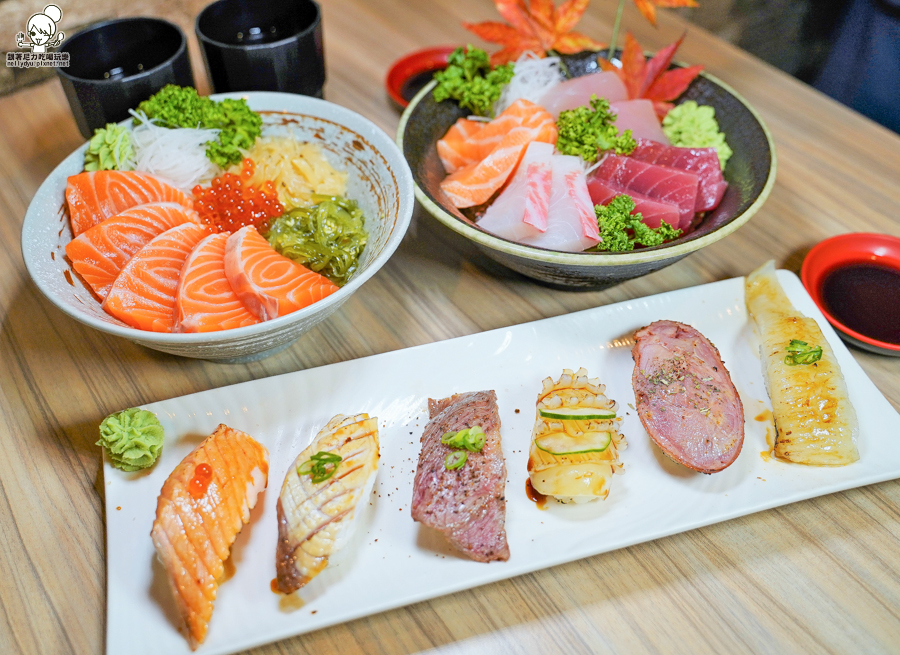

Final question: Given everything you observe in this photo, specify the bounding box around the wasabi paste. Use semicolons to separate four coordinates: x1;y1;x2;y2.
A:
97;408;164;472
663;101;733;170
84;123;135;172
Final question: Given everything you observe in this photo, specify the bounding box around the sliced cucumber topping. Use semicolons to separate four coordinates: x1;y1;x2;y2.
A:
538;407;615;421
534;431;612;456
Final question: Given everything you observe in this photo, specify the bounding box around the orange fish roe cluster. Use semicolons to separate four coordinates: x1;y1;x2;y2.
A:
193;159;284;233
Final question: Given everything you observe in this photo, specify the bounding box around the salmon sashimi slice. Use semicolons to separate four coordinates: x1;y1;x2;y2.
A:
175;233;261;333
65;202;201;299
103;222;210;332
440;100;558;208
224;226;339;321
437;118;486;174
66;170;194;237
151;424;269;649
275;413;379;593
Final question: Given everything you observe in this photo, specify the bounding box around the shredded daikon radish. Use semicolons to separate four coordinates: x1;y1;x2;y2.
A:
494;51;565;115
129;110;221;190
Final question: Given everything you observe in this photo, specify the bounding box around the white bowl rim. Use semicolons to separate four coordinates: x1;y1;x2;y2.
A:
396;72;777;268
21;91;414;345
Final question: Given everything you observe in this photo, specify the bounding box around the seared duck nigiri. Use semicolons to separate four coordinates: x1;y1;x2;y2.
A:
151;424;269;649
275;414;379;594
745;261;859;466
528;369;626;503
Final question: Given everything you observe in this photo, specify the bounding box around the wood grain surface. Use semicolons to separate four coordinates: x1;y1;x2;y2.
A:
1;1;899;654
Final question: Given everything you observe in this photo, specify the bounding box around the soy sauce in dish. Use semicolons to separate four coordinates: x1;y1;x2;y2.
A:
401;69;441;103
820;262;900;344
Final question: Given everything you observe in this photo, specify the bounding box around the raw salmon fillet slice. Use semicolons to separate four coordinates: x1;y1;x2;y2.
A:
103;222;210;332
66;170;194;237
175;233;260;333
436;118;485;174
224;226;339;321
151;424;269;649
65;202;201;299
440;100;558;208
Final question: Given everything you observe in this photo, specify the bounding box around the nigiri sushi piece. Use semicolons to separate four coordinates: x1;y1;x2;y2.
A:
528;369;626;503
476;141;554;241
440;99;557;208
151;424;269;649
519;154;601;252
66;170;194;237
745;261;860;466
65;202;201;299
275;413;379;593
610;100;670;144
538;71;628;117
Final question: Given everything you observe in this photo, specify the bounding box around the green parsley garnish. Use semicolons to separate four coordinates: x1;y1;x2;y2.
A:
784;339;823;366
556;95;637;163
432;46;514;117
590;195;682;252
444;450;468;470
134;85;262;168
297;451;342;483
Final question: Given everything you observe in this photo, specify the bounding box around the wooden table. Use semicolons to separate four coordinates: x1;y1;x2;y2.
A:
2;1;899;653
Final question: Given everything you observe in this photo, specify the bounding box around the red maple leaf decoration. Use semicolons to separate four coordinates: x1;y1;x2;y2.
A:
633;0;699;27
464;0;606;66
600;32;703;118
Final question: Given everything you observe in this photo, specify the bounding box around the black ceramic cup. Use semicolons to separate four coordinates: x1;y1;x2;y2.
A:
196;0;325;96
56;17;195;139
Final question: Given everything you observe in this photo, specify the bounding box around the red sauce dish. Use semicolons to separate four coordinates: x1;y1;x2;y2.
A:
386;46;456;109
801;232;900;356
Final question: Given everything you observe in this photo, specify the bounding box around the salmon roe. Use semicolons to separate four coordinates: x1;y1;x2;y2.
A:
193;159;284;233
188;462;214;499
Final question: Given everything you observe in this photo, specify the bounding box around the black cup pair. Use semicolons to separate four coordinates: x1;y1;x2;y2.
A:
58;0;325;139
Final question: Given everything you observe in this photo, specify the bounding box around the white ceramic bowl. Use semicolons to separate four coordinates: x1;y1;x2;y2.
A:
21;92;414;362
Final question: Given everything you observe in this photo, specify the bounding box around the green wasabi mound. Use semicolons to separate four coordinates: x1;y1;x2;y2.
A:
97;408;164;472
84;123;135;172
662;101;733;170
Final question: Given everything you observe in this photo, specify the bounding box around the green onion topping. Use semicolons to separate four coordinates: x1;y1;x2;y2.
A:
297;451;342;483
444;450;468;470
784;339;823;366
440;426;485;452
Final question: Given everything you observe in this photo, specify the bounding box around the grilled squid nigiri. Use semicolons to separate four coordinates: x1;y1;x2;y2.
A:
528;368;626;503
151;424;269;650
745;261;859;466
275;414;379;594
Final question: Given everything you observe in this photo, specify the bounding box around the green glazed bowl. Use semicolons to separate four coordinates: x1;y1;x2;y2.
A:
397;51;776;288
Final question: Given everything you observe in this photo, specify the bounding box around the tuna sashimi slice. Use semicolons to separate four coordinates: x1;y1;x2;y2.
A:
440;100;557;208
538;71;628;117
630;138;727;212
151;424;268;649
587;177;681;229
593;154;699;230
610;100;670;145
175;233;260;333
411;390;509;562
65;170;194;237
224;226;339;321
65;202;201;299
477;141;554;241
520;154;601;252
103;222;210;332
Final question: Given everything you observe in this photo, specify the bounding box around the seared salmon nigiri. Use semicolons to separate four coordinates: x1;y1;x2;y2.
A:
275;414;379;594
151;424;269;649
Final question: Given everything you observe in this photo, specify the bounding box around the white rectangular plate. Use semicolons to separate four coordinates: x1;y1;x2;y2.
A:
105;271;900;655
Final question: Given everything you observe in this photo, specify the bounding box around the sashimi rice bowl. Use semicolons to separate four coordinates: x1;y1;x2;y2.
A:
399;45;776;288
22;91;414;361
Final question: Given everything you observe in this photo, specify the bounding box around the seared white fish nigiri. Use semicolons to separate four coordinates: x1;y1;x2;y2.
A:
745;261;859;466
275;414;379;593
528;368;626;503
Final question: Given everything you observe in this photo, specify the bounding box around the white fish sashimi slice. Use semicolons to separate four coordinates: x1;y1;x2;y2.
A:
611;100;670;144
275;413;380;594
477;141;554;242
539;72;628;117
521;154;601;252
